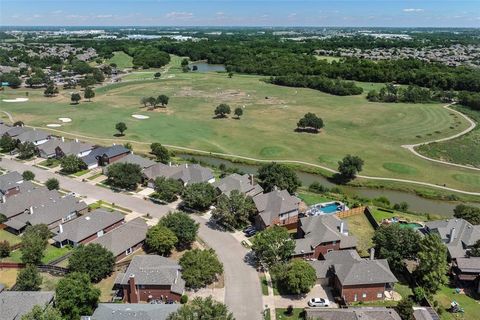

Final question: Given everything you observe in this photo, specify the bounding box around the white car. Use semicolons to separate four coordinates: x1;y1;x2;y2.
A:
308;297;330;307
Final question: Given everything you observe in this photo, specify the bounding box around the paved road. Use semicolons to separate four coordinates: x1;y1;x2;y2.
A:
0;158;263;320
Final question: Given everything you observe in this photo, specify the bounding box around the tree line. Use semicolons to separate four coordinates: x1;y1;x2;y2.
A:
268;74;363;96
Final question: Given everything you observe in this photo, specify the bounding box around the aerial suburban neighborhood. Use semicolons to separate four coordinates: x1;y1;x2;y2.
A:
1;2;480;320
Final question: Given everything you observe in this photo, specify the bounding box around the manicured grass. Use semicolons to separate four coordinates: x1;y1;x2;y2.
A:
315;55;340;63
260;275;269;296
297;192;333;206
369;206;430;223
434;285;480;320
72;169;90;177
264;308;271;320
343;213;375;257
275;308;305;320
0;229;22;245
87;172;104;180
107;51;133;69
2;56;479;195
38;158;61;168
394;282;413;299
40;273;63;291
0;268;18;289
3;245;71;264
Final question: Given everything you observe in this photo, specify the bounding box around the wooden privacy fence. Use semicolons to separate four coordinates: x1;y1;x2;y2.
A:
0;262;68;275
335;206;367;219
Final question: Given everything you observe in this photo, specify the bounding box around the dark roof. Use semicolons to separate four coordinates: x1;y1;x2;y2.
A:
143;163;214;185
81;145;130;165
0;291;54;320
91;217;148;257
5;126;29;138
15;129;49;144
115;255;185;294
52;209;125;244
0;186;62;218
38;139;94;157
455;257;480;273
88;303;180;320
305;307;401;320
309;250;362;279
213;173;263;196
253;189;300;226
413;308;436;320
0;172;23;193
104;154;155;174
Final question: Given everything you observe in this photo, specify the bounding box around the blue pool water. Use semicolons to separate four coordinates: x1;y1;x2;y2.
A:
321;203;341;214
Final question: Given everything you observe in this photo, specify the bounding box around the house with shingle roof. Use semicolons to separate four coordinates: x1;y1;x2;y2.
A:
0;171;25;199
424;218;480;260
308;250;397;303
37;138;94;159
253;188;300;230
103;154;155;175
0;290;55;320
52;209;125;248
91;217;148;262
305;307;401;320
213;173;263;197
452;257;480;293
114;255;185;303
80;145;130;169
143;163;214;187
14;128;50;146
294;215;357;259
85;303;180;320
0;186;61;220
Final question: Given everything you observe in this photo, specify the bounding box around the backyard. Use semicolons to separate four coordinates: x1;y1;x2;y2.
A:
435;285;480;320
0;229;22;245
343;212;375;257
2;245;71;264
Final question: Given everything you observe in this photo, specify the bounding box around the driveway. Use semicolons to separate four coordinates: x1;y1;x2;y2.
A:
0;158;264;320
274;285;337;308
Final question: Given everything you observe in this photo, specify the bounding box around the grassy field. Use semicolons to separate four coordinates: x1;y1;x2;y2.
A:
276;308;305;320
0;268;18;288
0;229;22;245
369;206;430;223
435;285;480;320
1;55;480;195
107;51;133;69
297;192;333;206
3;245;71;264
417;105;480;170
344;213;375;257
95;272;117;302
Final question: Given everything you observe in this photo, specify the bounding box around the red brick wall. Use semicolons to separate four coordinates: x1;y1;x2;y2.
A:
314;242;341;259
334;277;386;303
102;152;129;166
115;241;144;262
123;285;181;303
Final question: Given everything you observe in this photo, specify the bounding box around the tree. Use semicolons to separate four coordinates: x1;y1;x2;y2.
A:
338;154;364;181
0;134;17;152
16;264;42;291
20;226;49;265
145;224;178;255
124;142;133;151
159;211;199;249
0;213;6;224
182;182;217;211
280;259;317;294
106;162;142;190
13;121;24;127
157;94;169;107
296;112;324;133
179;249;223;289
150;142;170;163
214;104;231;118
416;234;448;294
167;296;234;320
469;240;480;257
212;190;256;230
0;240;10;258
147;96;157;108
60;155;86;174
93;68;105;83
18;142;36;160
71;93;81;104
252;226;295;268
181;58;189;67
55;272;100;320
84;87;95;102
228;72;233;78
153;177;183;203
372;224;421;273
24;224;51;242
22;170;35;181
68;244;115;283
257;162;301;194
21;305;63;320
154;72;161;79
45;178;60;190
141;97;149;107
234;107;243;119
115;122;127;136
395;297;415;320
453;204;480;225
43;84;59;97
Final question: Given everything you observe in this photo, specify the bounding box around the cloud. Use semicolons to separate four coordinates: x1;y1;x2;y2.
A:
288;13;297;19
216;12;225;16
51;10;63;15
96;14;113;19
165;11;193;19
403;8;424;13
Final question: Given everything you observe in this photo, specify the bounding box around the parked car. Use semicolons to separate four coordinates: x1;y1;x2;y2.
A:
243;225;255;233
308;298;330;307
245;229;257;237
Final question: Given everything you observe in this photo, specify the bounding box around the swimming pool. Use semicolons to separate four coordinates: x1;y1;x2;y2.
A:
398;222;423;229
307;201;347;216
321;202;341;214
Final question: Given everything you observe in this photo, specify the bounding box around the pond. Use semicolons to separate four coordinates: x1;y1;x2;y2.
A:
178;153;480;217
189;62;226;73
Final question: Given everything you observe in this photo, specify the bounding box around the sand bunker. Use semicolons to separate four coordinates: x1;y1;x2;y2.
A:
46;124;62;128
132;114;150;120
58;118;72;123
2;98;29;103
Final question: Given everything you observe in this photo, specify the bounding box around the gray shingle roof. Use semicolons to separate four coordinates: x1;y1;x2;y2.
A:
305;307;401;320
253;189;300;226
455;257;480;273
15;129;49;144
52;209;125;244
143;163;214;185
0;291;54;320
0;172;23;194
334;256;398;286
104;154;155;174
38;139;94;157
0;186;61;219
89;303;180;320
115;255;185;295
213;173;263;197
5;126;29;138
91;217;148;257
81;145;130;166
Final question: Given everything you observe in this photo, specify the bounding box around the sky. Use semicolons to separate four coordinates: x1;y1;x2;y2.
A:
0;0;479;28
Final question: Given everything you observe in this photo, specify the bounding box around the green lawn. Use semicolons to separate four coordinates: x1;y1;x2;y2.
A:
275;308;305;320
2;55;480;196
297;192;333;206
260;275;269;296
343;213;375;257
72;169;90;177
3;245;71;264
434;285;480;320
87;172;104;180
369;206;430;223
0;229;22;245
38;158;61;168
107;51;133;69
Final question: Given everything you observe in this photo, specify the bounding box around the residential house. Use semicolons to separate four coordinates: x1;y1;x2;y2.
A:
52;209;125;248
253;188;300;230
91;217;148;262
143;163;215;187
37;138;94;159
103;153;155;175
14;128;50;146
0;186;61;220
452;257;480;293
213;173;263;197
80;145;130;169
0;171;24;198
294;215;357;259
4;195;88;234
114;255;185;303
309;250;397;302
3;126;30;138
305;307;401;320
0;290;55;320
413;307;438;320
84;303;180;320
424;219;480;260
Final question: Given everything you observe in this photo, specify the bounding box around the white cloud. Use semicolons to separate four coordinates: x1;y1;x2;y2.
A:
51;10;63;15
96;14;113;19
216;12;225;16
288;13;297;19
403;8;424;13
165;12;193;19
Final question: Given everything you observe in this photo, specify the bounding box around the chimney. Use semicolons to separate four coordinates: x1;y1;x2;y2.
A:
29;206;33;214
168;162;171;167
75;138;79;143
185;163;188;168
249;174;255;185
449;228;456;243
340;222;344;234
59;224;63;234
128;274;138;303
370;248;375;260
61;136;65;142
1;194;5;203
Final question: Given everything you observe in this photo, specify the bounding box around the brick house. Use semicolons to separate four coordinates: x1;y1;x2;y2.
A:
143;163;215;187
293;215;357;259
452;257;480;294
37;137;94;159
52;209;125;247
0;171;25;199
213;173;263;197
114;255;185;303
253;188;300;230
80;145;130;169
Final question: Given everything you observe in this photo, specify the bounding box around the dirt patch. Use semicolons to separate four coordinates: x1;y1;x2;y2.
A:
169;241;206;262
